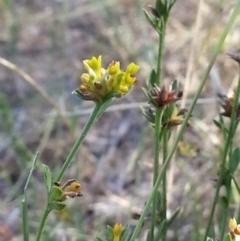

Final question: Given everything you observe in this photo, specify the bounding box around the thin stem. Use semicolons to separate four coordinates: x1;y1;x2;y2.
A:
35;205;51;241
129;4;240;240
150;109;164;240
162;130;168;241
220;82;240;239
35;103;102;240
156;23;166;86
205;64;240;241
56;102;102;182
22;152;39;241
149;21;166;241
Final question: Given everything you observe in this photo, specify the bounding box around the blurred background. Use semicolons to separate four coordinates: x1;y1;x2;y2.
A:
0;0;240;240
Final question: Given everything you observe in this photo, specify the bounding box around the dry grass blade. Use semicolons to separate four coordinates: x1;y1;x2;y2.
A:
0;57;71;132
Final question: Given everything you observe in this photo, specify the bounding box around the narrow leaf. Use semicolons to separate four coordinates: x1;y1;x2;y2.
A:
22;152;39;241
213;119;223;130
171;79;178;90
143;9;157;30
220;196;228;210
140;106;155;123
154;219;167;241
230;147;240;174
232;175;240;195
155;0;165;18
43;164;52;195
22;199;29;241
107;225;114;240
166;207;181;228
148;69;157;89
120;225;129;241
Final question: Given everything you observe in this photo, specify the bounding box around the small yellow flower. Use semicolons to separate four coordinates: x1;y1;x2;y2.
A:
164;106;189;127
108;61;120;75
126;63;139;75
113;223;123;241
229;218;240;240
53;179;82;202
83;56;102;78
77;56;139;102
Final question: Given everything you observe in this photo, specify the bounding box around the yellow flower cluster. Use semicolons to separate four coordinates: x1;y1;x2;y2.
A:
79;56;139;102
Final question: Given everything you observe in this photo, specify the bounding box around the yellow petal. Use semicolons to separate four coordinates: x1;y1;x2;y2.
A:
113;223;122;237
126;63;139;74
229;218;237;231
108;61;120;75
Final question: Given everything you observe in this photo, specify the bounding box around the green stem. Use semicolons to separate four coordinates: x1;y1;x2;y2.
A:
205;63;240;241
35;205;51;241
149;22;166;241
35;103;102;240
156;23;166;86
56;102;102;182
220;125;235;239
129;4;239;240
149;109;163;240
162;130;168;241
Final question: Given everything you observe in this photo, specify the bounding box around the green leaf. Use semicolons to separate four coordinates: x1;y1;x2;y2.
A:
169;0;177;11
223;233;232;241
146;230;151;241
154;219;167;241
43;164;52;195
50;186;63;201
140;106;155;124
164;103;175;120
166;207;180;228
142;87;155;106
148;69;157;89
156;190;162;209
107;225;114;241
213;119;223;130
230;147;240;174
155;0;165;16
120;226;129;241
72;89;86;100
171;79;178;90
49;202;66;211
22;152;39;241
220;196;228;210
142;87;151;99
143;9;157;30
22;199;29;241
232;175;240;195
155;0;166;18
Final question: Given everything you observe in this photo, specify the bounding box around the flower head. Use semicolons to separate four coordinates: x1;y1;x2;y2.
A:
150;84;183;108
218;87;240;119
77;56;139;102
53;179;82;202
229;218;240;240
164;107;189;127
113;223;123;241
